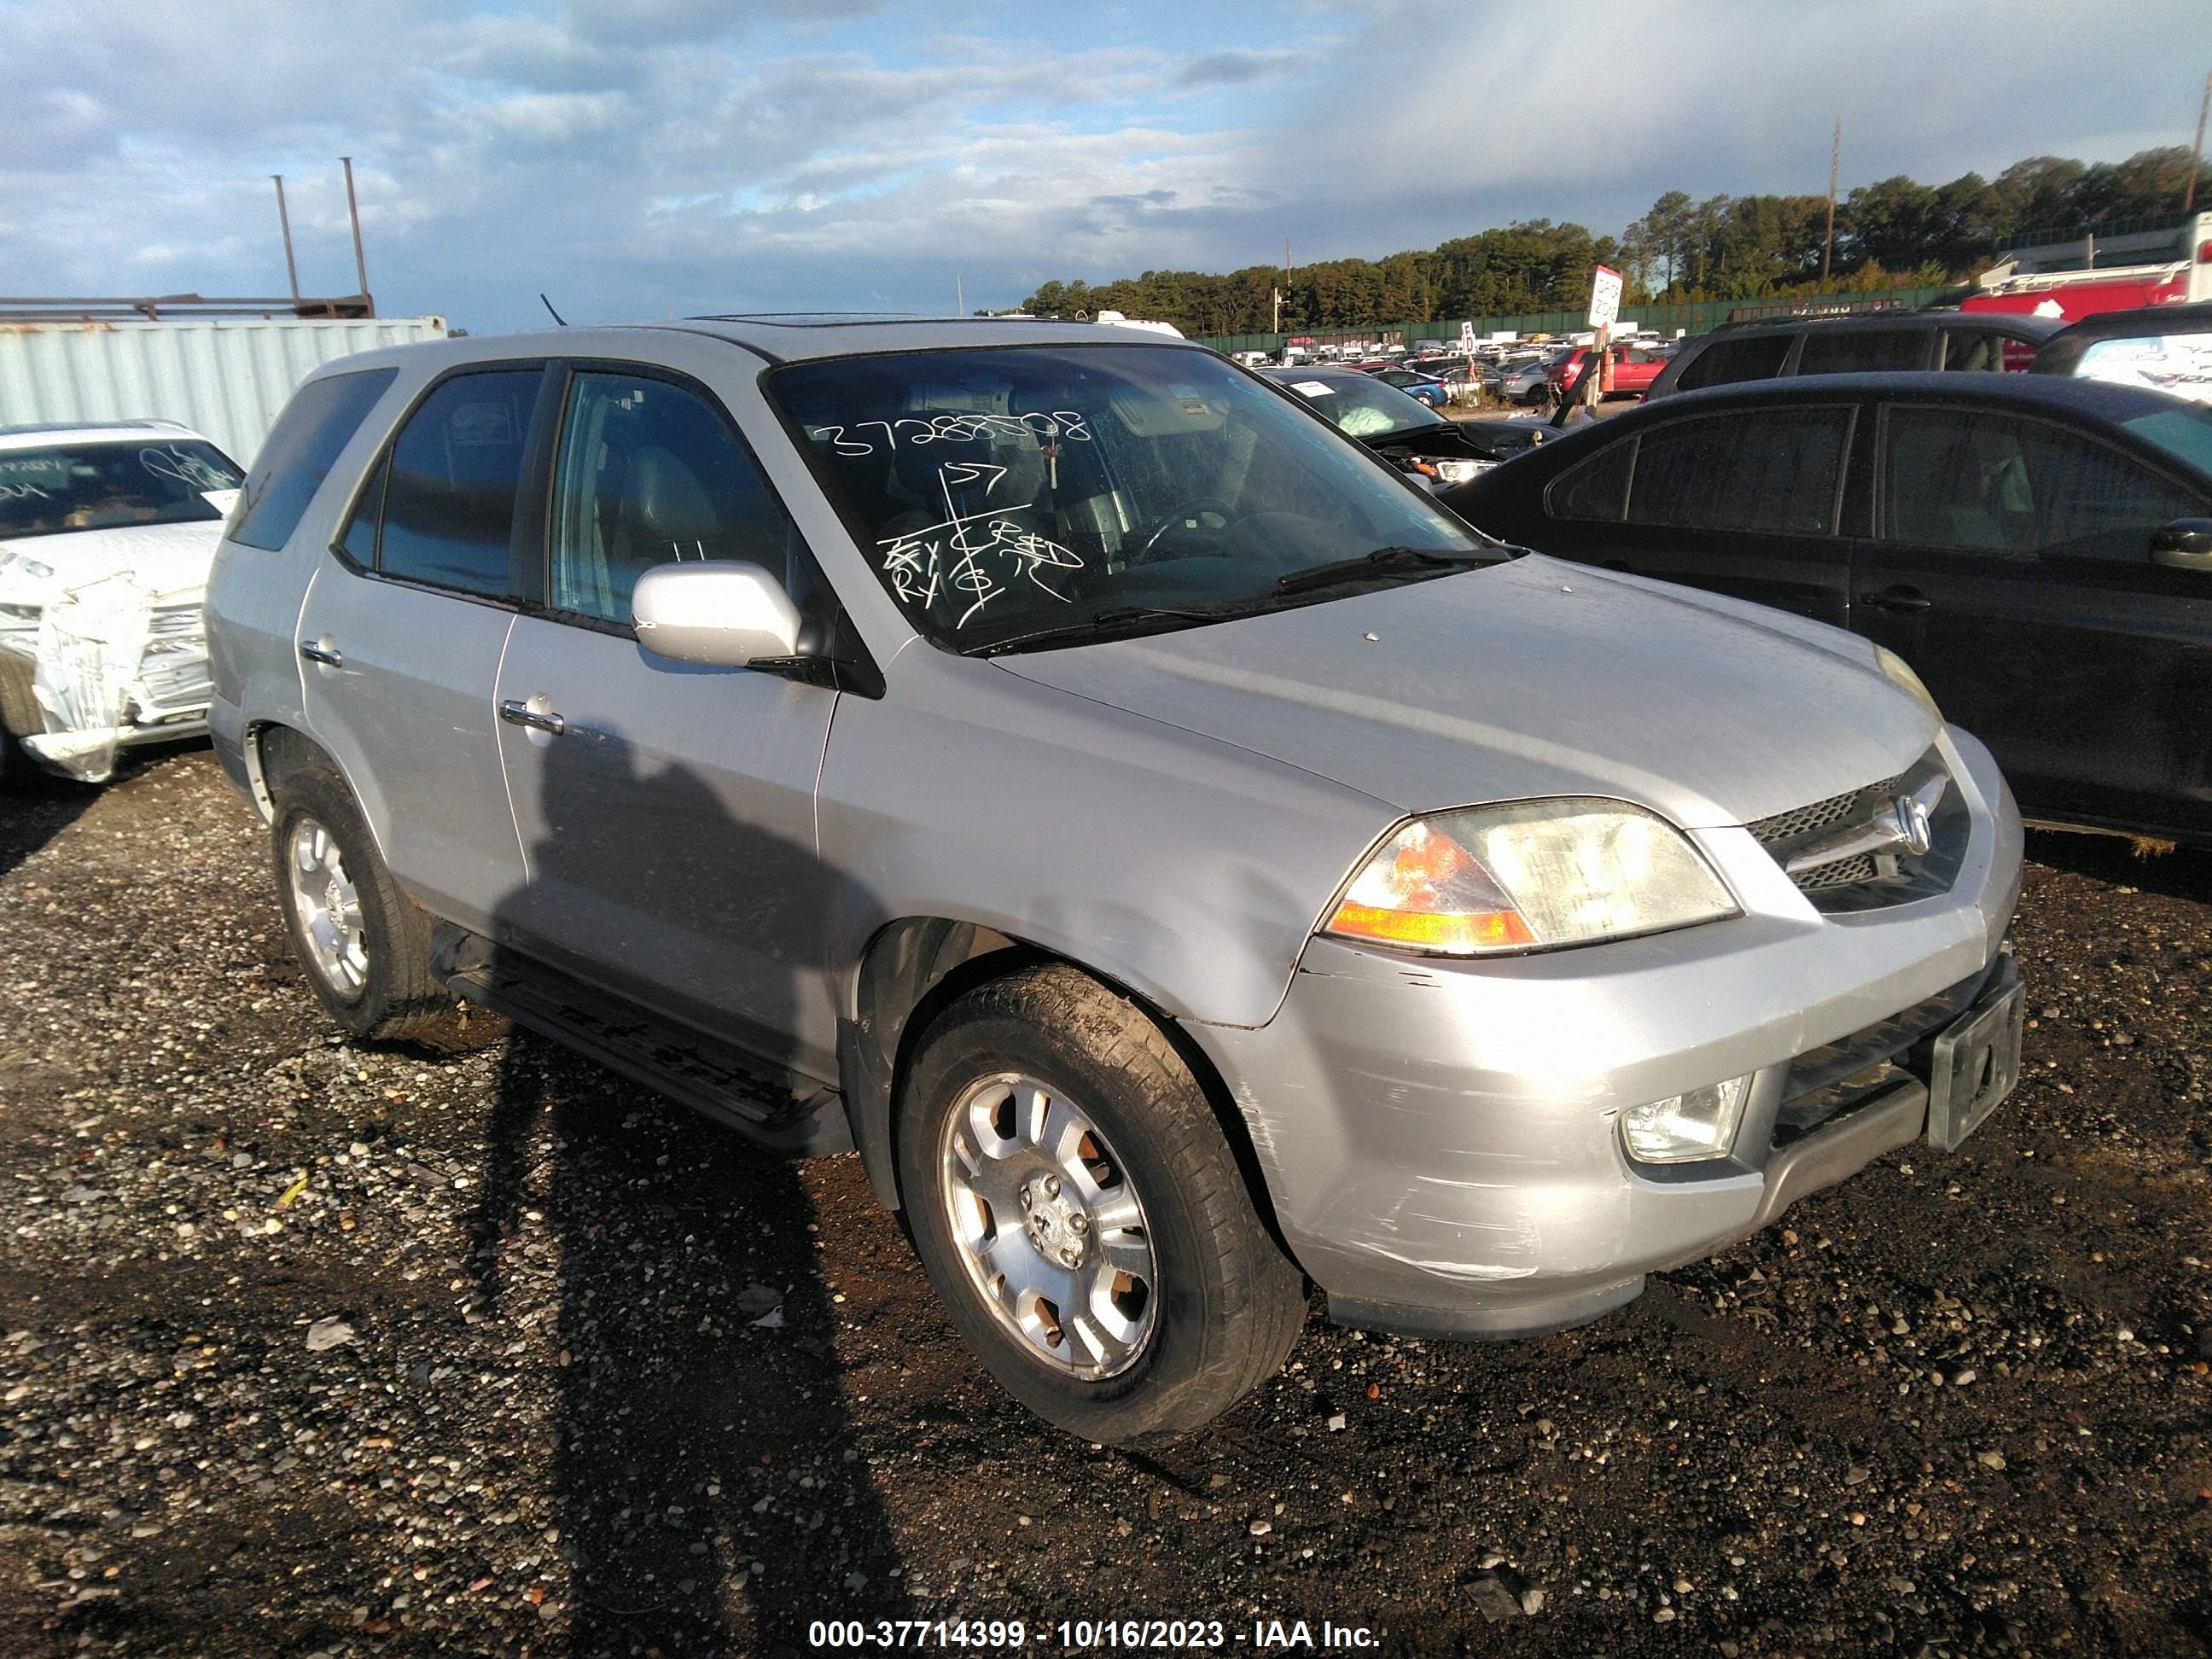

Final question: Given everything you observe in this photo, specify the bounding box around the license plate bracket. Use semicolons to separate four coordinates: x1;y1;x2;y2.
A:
1925;969;2025;1152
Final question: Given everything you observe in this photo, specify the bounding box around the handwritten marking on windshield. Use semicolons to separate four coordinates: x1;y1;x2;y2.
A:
139;445;240;492
810;411;1092;457
879;466;1084;627
0;483;52;504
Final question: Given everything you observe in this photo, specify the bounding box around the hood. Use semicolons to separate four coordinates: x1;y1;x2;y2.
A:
992;556;1938;829
0;521;220;606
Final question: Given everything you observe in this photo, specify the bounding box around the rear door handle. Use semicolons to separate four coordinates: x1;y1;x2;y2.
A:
498;698;567;736
299;640;343;667
1861;586;1932;614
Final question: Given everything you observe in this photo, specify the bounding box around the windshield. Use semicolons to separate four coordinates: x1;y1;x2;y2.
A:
2122;404;2212;475
768;346;1482;650
1274;373;1447;440
0;439;243;540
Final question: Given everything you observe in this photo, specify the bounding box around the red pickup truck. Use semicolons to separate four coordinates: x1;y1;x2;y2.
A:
1552;343;1665;399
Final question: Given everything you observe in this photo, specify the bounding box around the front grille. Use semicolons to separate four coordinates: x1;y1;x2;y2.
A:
1746;750;1963;912
1793;852;1879;891
1746;774;1904;846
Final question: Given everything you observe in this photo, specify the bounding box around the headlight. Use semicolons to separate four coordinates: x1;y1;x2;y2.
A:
1322;797;1738;957
1621;1074;1753;1163
0;550;56;580
1874;644;1941;722
1429;458;1491;486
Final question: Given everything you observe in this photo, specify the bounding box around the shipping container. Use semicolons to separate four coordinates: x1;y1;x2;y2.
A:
0;316;448;468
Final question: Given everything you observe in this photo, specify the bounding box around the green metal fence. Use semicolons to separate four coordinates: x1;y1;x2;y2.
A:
1194;287;1964;355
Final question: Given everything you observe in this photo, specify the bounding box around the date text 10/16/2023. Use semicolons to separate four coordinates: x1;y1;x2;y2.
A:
806;1618;1380;1650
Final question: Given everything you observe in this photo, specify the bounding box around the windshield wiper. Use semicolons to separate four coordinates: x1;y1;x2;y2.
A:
1273;544;1497;596
969;603;1238;657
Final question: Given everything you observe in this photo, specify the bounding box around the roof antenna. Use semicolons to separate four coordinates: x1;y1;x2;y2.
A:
539;293;568;327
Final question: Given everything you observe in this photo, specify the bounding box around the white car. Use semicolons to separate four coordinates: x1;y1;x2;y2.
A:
0;421;244;783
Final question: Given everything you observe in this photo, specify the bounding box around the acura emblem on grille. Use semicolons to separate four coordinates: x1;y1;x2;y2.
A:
1892;794;1934;858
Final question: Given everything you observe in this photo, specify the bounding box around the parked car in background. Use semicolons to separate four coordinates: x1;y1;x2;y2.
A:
1364;366;1450;407
1644;311;2063;400
1439;373;2212;846
1499;350;1573;405
2032;301;2212;405
1260;366;1552;483
208;318;2023;1443
1552;343;1667;400
0;420;244;783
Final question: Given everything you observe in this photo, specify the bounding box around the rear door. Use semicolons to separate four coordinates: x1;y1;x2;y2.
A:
1534;403;1860;625
297;364;550;929
1851;401;2212;836
491;352;845;1079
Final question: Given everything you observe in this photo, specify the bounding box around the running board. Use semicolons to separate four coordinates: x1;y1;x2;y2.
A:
428;925;851;1157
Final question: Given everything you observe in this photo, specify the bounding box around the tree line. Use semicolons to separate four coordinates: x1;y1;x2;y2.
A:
1016;147;2210;335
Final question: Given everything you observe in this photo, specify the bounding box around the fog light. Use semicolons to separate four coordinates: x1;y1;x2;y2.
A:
1621;1074;1752;1163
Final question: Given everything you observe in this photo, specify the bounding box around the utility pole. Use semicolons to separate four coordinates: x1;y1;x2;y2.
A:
271;175;300;306
2187;69;2210;212
1820;116;1841;285
341;155;373;316
1272;286;1281;333
956;274;963;316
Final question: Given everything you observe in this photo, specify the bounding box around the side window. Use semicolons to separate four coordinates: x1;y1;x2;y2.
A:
1674;333;1792;392
547;370;801;625
230;368;398;551
1796;329;1924;375
375;369;542;597
1941;331;2005;373
1546;439;1633;521
1883;407;2198;553
1627;409;1851;535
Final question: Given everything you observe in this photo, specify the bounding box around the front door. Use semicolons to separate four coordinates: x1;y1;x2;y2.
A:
1852;401;2212;838
492;363;843;1079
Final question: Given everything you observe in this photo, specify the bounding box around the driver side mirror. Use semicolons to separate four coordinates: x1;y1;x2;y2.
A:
632;561;802;667
2150;518;2212;573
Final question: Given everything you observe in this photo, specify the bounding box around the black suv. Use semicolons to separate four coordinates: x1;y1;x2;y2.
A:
1644;311;2064;401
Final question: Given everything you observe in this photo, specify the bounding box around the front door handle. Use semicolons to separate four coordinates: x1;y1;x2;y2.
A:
1862;585;1932;614
299;640;343;667
498;698;567;737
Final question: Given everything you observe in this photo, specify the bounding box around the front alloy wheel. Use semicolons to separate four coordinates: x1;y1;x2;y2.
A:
940;1073;1157;1378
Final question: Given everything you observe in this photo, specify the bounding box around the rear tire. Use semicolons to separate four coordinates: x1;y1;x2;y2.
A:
269;758;455;1042
897;963;1307;1445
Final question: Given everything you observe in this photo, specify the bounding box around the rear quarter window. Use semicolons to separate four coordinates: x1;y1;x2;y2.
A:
230;368;399;551
1546;440;1633;521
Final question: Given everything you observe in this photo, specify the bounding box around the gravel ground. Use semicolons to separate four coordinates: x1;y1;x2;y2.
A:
2;747;2208;1657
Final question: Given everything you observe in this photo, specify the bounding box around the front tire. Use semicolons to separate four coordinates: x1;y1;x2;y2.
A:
269;759;454;1042
897;963;1307;1445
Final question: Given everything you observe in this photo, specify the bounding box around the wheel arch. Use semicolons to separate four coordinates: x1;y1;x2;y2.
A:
838;917;1289;1260
248;721;396;869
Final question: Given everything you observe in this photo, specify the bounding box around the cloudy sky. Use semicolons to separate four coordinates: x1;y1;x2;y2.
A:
2;0;2203;333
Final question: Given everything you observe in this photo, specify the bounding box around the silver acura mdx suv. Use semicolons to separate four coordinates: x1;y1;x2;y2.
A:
205;317;2025;1443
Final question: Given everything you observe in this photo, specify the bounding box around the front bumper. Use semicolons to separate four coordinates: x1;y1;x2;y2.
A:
1180;726;2025;1339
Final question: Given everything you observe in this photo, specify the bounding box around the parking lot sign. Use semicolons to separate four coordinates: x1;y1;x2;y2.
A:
1587;265;1624;332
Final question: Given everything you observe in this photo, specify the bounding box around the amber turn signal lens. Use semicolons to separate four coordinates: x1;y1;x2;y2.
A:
1325;901;1535;952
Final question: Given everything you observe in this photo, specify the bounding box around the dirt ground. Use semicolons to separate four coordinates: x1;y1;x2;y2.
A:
1;747;2207;1657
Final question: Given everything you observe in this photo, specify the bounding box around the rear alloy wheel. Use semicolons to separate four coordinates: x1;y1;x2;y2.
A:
269;758;456;1043
285;815;370;997
899;963;1307;1445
